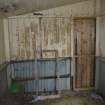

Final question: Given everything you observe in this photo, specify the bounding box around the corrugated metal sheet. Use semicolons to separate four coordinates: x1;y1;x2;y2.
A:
10;58;71;93
0;19;6;65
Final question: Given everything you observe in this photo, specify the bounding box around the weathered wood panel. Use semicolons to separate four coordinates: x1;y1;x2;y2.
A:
8;17;71;60
74;18;96;88
8;18;40;60
41;18;71;58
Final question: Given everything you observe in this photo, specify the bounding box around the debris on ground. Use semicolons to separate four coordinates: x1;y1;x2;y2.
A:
0;91;105;105
0;92;32;105
30;94;61;103
91;93;103;101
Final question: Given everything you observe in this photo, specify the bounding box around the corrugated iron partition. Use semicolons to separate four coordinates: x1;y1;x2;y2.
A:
10;57;71;94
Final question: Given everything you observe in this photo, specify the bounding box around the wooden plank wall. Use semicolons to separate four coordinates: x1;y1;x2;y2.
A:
74;18;96;88
41;18;71;58
8;17;71;60
8;18;40;60
8;17;96;89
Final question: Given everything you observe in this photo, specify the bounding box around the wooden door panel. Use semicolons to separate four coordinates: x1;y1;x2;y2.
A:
74;18;96;88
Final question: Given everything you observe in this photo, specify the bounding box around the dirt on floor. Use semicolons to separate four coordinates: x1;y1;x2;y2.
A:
34;96;105;105
0;92;32;105
0;92;105;105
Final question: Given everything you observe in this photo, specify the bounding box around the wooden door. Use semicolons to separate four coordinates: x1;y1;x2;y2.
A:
74;18;96;88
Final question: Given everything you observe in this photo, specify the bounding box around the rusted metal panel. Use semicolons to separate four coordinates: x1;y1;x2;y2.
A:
74;18;96;88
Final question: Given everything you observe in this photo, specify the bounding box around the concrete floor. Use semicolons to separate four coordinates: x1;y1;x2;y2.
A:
33;93;105;105
0;92;105;105
34;96;105;105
